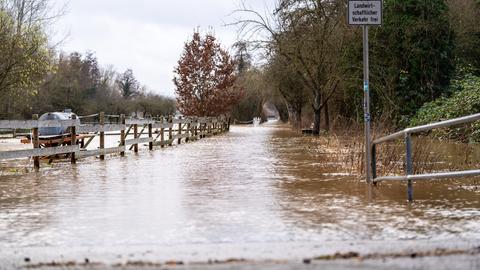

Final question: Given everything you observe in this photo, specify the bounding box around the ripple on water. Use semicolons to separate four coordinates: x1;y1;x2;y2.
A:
0;124;479;252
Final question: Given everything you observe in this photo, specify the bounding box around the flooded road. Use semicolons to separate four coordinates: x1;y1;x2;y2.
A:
0;123;479;265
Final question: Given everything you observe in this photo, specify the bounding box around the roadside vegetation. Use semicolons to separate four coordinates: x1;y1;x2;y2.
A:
229;0;480;140
0;0;175;120
1;0;479;144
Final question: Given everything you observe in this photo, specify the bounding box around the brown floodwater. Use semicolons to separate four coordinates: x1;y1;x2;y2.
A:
0;122;479;264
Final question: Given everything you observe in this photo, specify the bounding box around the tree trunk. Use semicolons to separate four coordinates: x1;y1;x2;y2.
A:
324;101;330;131
312;93;321;135
6;95;13;118
286;103;294;124
295;108;302;130
313;108;321;135
286;101;303;131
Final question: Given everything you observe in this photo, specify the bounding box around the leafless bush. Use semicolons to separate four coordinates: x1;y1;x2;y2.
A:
313;122;480;178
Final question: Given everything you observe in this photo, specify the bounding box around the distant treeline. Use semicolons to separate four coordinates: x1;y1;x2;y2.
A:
231;0;480;136
0;0;175;120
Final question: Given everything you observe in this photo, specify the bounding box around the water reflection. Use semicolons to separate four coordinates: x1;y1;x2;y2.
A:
268;125;480;241
0;123;479;253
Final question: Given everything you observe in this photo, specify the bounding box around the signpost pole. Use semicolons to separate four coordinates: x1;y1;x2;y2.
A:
363;25;372;183
348;0;381;183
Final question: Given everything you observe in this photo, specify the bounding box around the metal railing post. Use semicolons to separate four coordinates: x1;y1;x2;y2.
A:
405;133;414;202
371;113;480;189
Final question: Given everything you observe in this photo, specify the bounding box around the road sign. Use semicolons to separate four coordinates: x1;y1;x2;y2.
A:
347;1;383;182
348;0;383;25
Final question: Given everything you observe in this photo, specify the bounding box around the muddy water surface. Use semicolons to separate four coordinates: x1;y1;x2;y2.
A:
0;122;479;263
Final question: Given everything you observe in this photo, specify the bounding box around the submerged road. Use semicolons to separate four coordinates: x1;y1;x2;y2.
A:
0;122;479;269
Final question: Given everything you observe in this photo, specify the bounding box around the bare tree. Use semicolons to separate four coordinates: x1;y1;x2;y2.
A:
0;0;65;32
266;53;307;129
232;0;352;134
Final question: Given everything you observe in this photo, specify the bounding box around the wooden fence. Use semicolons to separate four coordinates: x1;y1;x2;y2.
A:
0;113;231;170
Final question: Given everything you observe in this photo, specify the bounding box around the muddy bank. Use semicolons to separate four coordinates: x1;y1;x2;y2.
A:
1;240;479;270
6;250;480;270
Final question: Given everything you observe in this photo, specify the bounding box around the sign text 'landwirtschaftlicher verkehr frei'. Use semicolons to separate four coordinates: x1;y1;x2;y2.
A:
348;0;383;26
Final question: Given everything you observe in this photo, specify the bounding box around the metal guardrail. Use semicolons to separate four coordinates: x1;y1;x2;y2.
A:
371;113;480;201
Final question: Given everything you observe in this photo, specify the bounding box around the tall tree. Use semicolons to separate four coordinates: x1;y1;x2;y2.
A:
231;68;266;122
233;41;252;75
35;52;103;114
266;54;308;129
35;51;175;117
369;0;455;123
117;69;140;99
234;0;351;134
0;0;54;118
174;31;243;117
447;0;480;74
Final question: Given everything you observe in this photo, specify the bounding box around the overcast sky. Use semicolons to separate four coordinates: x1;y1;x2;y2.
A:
51;0;276;97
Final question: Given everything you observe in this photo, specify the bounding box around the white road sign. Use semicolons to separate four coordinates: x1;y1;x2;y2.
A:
348;0;383;25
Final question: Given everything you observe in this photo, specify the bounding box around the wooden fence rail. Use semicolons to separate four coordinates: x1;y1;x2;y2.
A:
0;113;231;170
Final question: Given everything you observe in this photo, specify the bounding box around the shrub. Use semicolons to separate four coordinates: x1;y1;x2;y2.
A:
411;74;480;142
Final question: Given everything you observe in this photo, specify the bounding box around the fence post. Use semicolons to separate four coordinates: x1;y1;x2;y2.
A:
219;118;222;133
203;120;207;138
160;116;165;148
32;114;40;171
203;119;207;137
405;133;414;202
120;114;126;157
207;118;211;136
134;122;139;153
210;118;213;135
178;116;182;145
371;143;377;181
148;120;153;151
168;115;173;146
99;112;105;160
194;117;198;139
227;117;231;131
186;118;191;143
70;115;77;164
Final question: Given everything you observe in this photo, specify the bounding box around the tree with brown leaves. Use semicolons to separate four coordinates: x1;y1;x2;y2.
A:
174;32;242;117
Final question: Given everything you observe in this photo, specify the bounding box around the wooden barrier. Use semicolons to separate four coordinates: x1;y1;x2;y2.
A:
120;114;126;157
0;113;230;170
99;112;105;161
32;114;40;170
